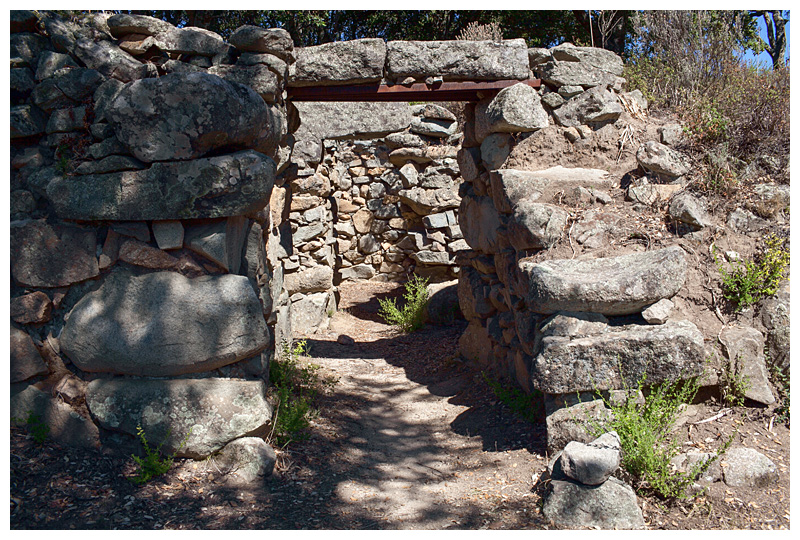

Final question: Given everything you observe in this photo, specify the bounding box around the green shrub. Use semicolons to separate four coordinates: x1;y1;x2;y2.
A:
715;234;789;311
719;357;752;407
587;373;730;500
378;274;429;333
483;373;542;423
270;340;325;448
130;426;190;485
12;412;49;444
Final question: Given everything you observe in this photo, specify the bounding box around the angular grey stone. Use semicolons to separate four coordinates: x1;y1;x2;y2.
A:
291;38;386;86
532;320;705;394
207;64;280;103
152;220;184;250
111;221;150;242
541;92;565;108
544;476;645;529
86;378;272;458
31;79;76;113
410;117;457;138
560;431;621;485
558;85;584;98
358;234;380;254
106;72;270;162
483;82;549;133
537;60;621;89
659;123;684;146
10;220;99;288
11;67;35;94
545;396;612;454
88;136;129;159
61;271;269;376
668;191;711;229
507;201;568;251
73;38;148;82
721;447;779;488
74;155;147;175
519;246;687;315
480;133;514;170
10;105;46;139
636;141;691;178
456;147;481;183
160;26;228;57
293;101;411;143
291;291;333;331
293;222;325;244
10;33;51;66
539;311;609;340
185;217;250;273
490;167;613;212
425;280;461;324
413;250;452;265
237;52;289;80
11;386;100;449
719;326;775;405
727;208;770;234
230;26;294;61
399;186;461;215
670;451;722;484
386;39;529;81
411;103;457;121
214;437;277;485
761;281;790;372
46;106;88;134
92;78;126;123
551;85;622;127
528;47;551;66
339;264;376;281
385;131;428;149
642;298;674;324
107;13;175;37
284;265;334;295
423;212;450;229
10;326;48;383
47;150;275;221
459;192;504;254
549;43;624;75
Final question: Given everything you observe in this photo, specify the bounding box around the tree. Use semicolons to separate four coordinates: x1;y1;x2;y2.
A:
751;10;789;69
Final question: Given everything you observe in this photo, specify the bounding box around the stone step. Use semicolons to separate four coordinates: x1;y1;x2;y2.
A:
518;246;687;315
490;166;614;213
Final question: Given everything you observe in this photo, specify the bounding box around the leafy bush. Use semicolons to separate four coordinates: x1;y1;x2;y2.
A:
483;373;542;423
270;340;326;448
588;373;730;500
378;275;430;333
715;234;789;311
12;412;49;444
130;426;190;485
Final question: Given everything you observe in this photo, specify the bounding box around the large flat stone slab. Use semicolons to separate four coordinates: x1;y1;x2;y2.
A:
543;476;645;529
61;271;269;376
11;220;99;288
532;320;705;394
86;378;272;458
47;150;275;221
106;72;270;162
519;246;687;315
490;167;614;213
290;38;386;87
386;39;529;81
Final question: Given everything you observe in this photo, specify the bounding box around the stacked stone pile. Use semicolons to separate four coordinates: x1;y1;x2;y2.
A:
542;432;646;529
10;11;293;468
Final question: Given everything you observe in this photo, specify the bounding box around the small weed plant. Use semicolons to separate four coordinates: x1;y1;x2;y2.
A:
769;361;790;425
588;372;731;500
270;340;327;448
12;411;49;444
131;426;190;485
714;234;789;311
719;357;752;407
483;373;542;423
378;274;430;333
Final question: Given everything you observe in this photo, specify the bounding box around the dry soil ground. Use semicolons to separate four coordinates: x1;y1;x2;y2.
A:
9;282;790;530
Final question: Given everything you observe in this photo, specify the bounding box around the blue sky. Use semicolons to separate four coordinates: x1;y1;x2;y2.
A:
745;12;790;67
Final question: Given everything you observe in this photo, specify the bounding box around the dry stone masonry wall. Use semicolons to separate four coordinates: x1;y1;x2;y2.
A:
9;11;789;486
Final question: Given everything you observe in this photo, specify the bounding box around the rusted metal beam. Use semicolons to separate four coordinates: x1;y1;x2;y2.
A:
286;79;541;102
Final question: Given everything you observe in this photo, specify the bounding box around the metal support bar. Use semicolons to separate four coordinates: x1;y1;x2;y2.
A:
286;78;541;102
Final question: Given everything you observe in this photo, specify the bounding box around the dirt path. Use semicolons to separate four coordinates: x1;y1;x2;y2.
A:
9;283;790;530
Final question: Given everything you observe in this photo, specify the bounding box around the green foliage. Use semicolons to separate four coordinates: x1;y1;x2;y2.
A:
483;373;541;423
588;372;730;500
769;358;790;425
13;412;49;444
715;235;789;311
130;426;190;485
270;340;325;448
719;358;752;407
378;275;430;333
